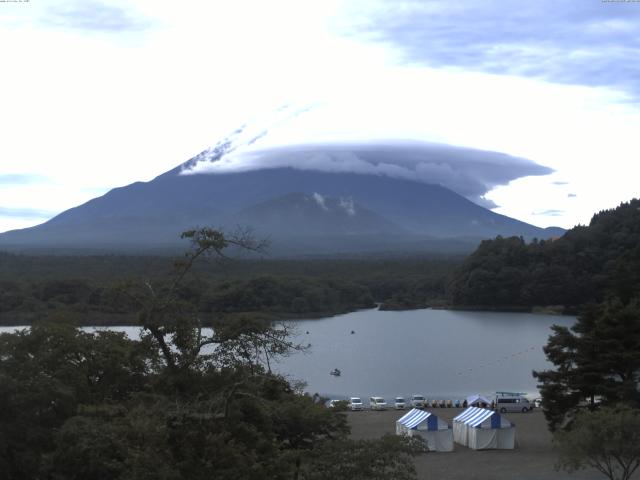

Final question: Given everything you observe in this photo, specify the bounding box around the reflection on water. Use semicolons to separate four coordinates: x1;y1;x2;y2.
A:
0;308;574;402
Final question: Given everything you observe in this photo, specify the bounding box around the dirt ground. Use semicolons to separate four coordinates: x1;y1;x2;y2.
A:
347;408;636;480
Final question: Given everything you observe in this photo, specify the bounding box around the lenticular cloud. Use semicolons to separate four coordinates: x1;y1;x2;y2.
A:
181;136;552;209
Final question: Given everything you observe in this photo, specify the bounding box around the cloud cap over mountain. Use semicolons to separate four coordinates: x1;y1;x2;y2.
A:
183;141;552;208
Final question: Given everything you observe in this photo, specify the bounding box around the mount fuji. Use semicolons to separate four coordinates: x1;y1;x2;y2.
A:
0;130;564;255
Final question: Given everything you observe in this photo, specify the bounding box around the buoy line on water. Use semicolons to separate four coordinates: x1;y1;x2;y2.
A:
455;346;538;376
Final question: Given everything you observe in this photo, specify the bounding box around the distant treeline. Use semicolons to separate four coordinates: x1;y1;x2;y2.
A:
0;254;458;325
448;198;640;311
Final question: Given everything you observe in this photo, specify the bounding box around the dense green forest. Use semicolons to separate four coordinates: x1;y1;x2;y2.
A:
448;199;640;312
0;229;424;479
0;253;457;325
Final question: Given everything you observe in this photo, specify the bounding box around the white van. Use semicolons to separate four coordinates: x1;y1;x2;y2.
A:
369;396;387;410
394;397;406;410
410;394;426;409
495;396;532;413
349;397;364;411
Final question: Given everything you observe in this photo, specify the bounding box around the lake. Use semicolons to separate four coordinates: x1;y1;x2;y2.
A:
0;308;575;402
273;308;575;402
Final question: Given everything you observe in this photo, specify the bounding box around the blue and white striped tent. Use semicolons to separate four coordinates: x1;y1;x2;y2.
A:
453;407;515;450
396;409;453;451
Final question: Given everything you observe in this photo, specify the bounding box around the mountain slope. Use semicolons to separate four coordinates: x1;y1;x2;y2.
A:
233;192;404;237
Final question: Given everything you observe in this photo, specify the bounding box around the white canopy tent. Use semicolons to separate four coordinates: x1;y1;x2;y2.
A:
396;408;454;452
465;394;492;407
453;407;515;450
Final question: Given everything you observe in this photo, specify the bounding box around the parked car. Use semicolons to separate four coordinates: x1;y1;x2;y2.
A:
369;396;387;410
349;397;364;411
410;394;426;409
495;395;532;413
394;397;406;410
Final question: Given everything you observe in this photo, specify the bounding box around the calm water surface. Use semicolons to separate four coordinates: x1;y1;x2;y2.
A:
0;308;575;402
274;308;575;401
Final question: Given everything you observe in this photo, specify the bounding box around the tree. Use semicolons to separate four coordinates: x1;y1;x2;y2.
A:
0;229;320;479
126;228;268;375
555;406;640;480
0;321;153;480
534;296;640;431
106;228;349;478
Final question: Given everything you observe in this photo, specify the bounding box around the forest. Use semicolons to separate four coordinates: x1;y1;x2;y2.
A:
0;253;456;326
448;199;640;312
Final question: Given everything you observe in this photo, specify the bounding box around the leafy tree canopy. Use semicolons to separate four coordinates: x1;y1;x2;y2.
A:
449;198;640;310
555;406;640;480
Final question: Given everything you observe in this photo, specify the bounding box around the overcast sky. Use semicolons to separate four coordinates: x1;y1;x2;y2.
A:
1;0;639;233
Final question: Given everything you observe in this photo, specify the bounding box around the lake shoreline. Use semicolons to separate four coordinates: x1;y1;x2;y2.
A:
0;307;368;328
0;302;577;328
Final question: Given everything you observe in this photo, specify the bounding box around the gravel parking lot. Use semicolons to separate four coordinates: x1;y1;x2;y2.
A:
347;408;632;480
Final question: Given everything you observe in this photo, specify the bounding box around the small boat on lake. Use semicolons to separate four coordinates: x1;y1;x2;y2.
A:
330;368;341;376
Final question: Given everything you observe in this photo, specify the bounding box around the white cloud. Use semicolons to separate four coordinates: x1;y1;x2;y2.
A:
312;192;328;211
184;139;551;208
339;197;356;216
